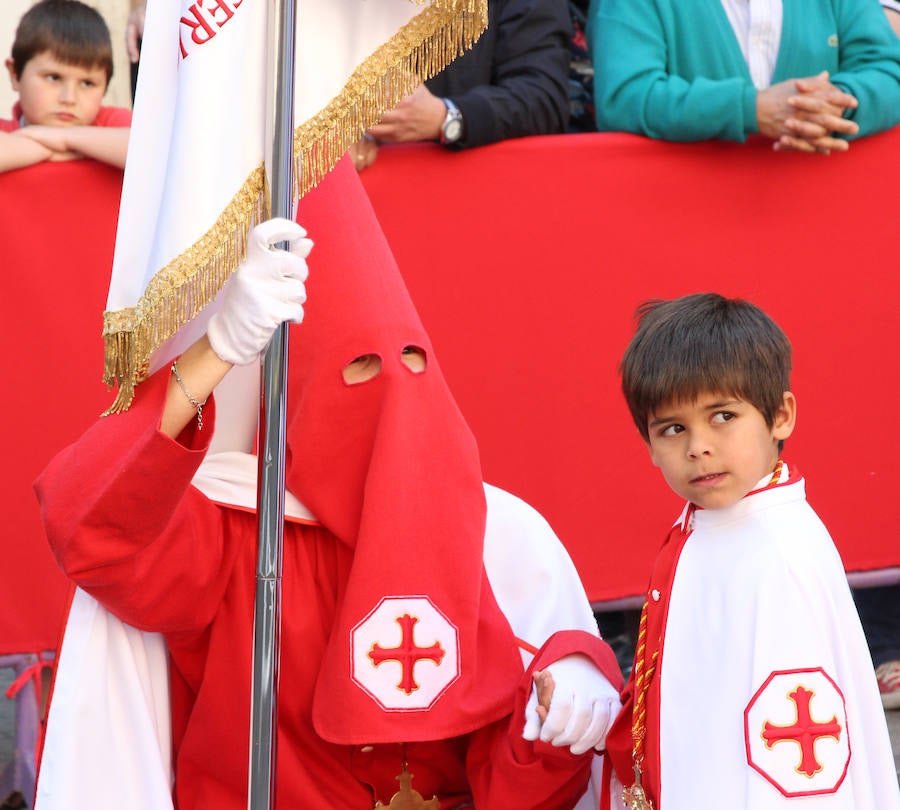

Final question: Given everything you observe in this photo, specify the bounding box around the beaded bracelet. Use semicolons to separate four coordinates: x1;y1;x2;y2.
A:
171;359;208;431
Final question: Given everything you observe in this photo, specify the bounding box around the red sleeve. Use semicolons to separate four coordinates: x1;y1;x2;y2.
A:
603;672;635;799
604;527;687;808
465;630;624;809
93;105;133;127
34;365;232;633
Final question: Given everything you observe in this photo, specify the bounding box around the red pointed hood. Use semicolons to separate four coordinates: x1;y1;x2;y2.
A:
287;156;521;744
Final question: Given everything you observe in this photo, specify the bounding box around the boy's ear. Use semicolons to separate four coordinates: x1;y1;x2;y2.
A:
772;391;797;442
5;59;20;91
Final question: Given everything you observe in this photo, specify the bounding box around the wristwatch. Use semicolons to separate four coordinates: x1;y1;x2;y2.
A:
440;98;464;145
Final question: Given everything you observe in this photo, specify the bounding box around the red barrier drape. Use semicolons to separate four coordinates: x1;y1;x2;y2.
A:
361;130;900;604
1;160;123;654
2;130;898;655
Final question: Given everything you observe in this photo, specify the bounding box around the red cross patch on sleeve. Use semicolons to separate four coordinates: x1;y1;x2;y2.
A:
351;596;460;711
744;667;850;797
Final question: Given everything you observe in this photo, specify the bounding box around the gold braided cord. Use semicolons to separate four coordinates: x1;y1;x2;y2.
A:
631;598;658;767
770;457;784;485
102;0;488;413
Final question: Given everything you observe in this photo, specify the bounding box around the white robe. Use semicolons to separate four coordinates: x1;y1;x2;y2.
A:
658;474;899;807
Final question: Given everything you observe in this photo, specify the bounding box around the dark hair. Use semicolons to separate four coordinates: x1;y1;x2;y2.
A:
620;293;792;442
10;0;113;83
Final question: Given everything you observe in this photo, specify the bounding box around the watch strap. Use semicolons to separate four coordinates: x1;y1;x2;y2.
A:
440;98;463;145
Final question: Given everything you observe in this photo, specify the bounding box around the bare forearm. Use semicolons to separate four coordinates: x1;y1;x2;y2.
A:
162;218;310;438
0;131;51;172
161;335;233;439
60;126;130;168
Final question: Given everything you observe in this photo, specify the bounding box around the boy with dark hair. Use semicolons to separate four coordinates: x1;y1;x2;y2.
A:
603;293;899;808
1;0;130;173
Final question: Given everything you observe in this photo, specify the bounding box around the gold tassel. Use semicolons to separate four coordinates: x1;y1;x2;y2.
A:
101;168;267;413
293;0;489;197
101;326;136;414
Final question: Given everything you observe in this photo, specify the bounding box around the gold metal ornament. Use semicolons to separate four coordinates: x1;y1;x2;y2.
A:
622;764;654;810
374;760;440;810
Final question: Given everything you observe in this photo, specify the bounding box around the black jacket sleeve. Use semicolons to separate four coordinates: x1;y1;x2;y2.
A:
426;0;572;148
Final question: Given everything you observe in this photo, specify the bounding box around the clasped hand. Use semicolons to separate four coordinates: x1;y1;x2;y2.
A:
522;654;622;755
758;71;859;154
348;83;449;171
12;126;80;162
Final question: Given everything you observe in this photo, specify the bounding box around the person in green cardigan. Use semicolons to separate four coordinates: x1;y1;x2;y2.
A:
587;0;900;153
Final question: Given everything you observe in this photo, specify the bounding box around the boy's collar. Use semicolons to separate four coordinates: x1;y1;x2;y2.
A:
682;460;795;531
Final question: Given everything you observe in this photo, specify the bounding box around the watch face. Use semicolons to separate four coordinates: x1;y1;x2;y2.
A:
443;117;463;143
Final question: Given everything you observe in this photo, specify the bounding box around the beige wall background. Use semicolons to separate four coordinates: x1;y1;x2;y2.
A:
0;0;134;117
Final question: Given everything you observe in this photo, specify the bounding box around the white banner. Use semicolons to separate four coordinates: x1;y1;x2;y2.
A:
101;0;486;413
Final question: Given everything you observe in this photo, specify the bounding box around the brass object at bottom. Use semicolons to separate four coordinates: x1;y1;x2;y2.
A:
374;761;440;810
622;764;654;810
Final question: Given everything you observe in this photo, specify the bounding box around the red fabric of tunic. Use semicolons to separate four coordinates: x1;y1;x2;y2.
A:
603;522;688;809
36;368;615;809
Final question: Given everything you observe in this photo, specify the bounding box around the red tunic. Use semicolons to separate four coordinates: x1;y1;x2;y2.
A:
37;369;618;809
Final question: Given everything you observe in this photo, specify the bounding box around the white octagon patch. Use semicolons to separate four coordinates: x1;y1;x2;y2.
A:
744;667;849;797
351;596;460;711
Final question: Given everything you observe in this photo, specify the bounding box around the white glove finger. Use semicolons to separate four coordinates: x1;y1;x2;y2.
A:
245;241;310;285
538;693;573;741
568;700;616;755
541;694;591;746
593;698;621;752
281;249;310;283
208;273;307;364
521;689;542;742
250;217;307;254
238;245;309;288
263;243;311;285
288;235;314;261
291;278;308;306
272;282;307;325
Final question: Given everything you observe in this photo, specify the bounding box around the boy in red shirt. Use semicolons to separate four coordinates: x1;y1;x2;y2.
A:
1;0;131;173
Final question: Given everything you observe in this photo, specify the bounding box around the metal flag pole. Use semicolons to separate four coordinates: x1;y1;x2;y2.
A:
249;0;296;807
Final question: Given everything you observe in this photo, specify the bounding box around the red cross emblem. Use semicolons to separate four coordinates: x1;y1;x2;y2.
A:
761;685;841;777
745;668;850;797
351;596;460;711
369;613;446;695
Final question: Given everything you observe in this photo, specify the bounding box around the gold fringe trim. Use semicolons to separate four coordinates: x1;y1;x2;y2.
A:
102;0;487;413
293;0;489;197
102;166;267;413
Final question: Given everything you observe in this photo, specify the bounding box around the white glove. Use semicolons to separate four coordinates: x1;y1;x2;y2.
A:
207;217;312;366
522;654;622;755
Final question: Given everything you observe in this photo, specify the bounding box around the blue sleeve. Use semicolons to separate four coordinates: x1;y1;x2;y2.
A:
831;0;900;138
588;0;758;142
